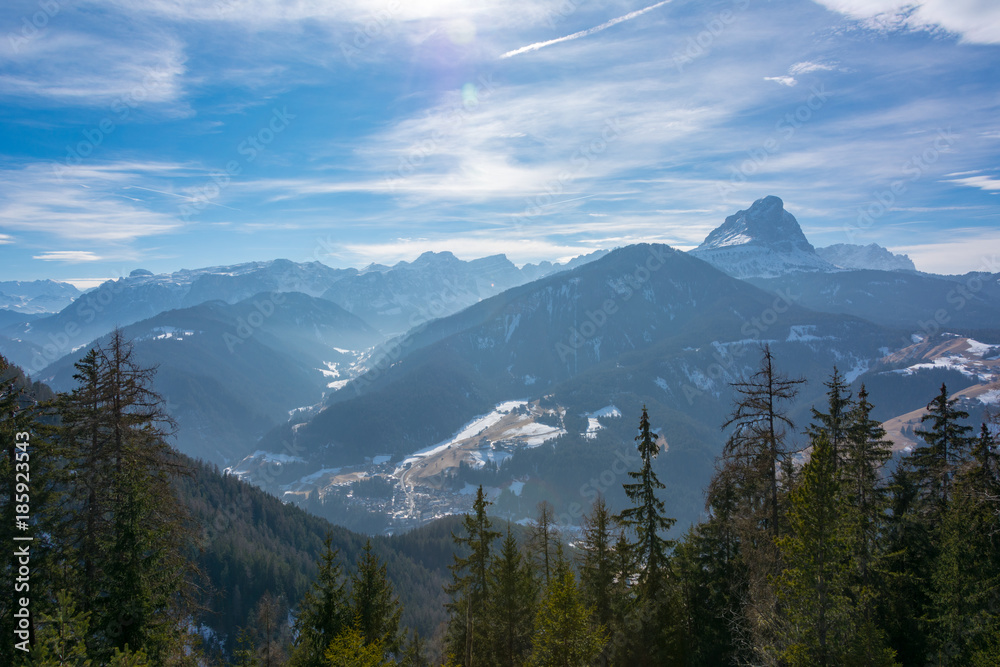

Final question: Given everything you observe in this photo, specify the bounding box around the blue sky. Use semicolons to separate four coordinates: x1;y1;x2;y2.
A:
1;0;998;286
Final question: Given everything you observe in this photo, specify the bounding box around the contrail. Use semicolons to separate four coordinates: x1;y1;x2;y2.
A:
500;0;672;59
124;185;241;211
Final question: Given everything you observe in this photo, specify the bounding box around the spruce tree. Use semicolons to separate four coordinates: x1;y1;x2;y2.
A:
808;367;852;471
912;383;974;511
925;423;1000;664
529;559;606;667
578;495;617;665
528;501;556;587
614;405;679;665
350;540;402;657
444;485;500;666
774;432;896;666
485;526;537;666
290;535;350;667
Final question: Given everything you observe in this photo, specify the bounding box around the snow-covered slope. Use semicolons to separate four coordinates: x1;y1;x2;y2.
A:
690;196;835;278
0;279;81;314
816;243;916;272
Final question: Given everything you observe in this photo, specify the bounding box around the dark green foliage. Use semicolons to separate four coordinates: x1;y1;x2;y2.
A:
350;540;403;656
444;485;501;666
289;535;350;666
912;383;975;511
485;527;537;666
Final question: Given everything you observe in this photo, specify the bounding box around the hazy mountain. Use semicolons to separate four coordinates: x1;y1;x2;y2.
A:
250;244;898;529
40;291;380;465
0;279;81;314
747;269;1000;332
817;243;916;271
690;196;835;278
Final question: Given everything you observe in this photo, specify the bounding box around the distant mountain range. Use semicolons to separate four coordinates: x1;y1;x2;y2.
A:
3;195;997;533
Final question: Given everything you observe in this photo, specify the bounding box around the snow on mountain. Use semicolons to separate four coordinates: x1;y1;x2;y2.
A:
0;279;81;314
816;243;916;272
690;196;835;278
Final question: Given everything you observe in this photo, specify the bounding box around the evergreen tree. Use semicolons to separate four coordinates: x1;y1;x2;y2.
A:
291;535;350;667
614;406;679;665
912;383;974;511
350;540;402;657
444;485;500;666
808;367;852;471
774;433;896;666
925;423;1000;665
529;561;605;667
32;590;94;666
485;526;537;666
842;385;892;592
578;495;617;665
528;501;556;587
716;345;804;660
322;626;391;667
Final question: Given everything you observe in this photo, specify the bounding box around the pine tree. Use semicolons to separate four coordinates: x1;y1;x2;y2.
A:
912;383;974;512
578;495;617;665
323;626;391;667
614;406;679;665
528;501;556;587
291;535;351;667
774;433;896;666
32;590;94;666
808;367;852;471
925;423;1000;664
350;540;402;657
529;560;606;667
485;526;537;666
716;345;804;660
444;485;500;666
842;385;892;592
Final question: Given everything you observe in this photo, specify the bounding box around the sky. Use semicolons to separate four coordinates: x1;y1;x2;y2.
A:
1;0;998;287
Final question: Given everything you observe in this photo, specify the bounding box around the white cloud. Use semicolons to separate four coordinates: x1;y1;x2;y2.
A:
0;32;188;109
33;251;104;263
947;175;1000;192
894;230;1000;274
812;0;1000;44
0;162;187;242
789;61;837;75
764;76;798;87
0;234;12;245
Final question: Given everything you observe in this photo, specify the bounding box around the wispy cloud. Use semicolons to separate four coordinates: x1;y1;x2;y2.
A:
764;76;798;87
500;0;673;58
813;0;1000;44
948;175;1000;191
0;234;12;245
33;251;104;263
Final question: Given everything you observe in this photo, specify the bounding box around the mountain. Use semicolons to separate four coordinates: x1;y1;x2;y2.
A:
817;243;916;271
247;244;897;531
0;279;81;314
40;291;381;465
321;250;609;335
690;196;835;278
0;260;357;373
2;253;609;374
746;269;1000;332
